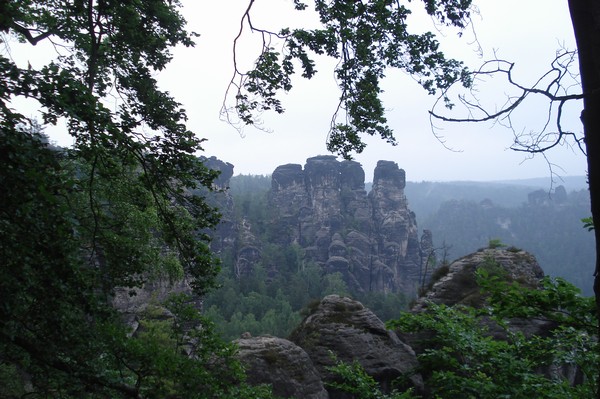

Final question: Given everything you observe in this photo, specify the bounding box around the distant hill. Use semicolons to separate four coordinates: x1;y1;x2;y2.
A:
403;176;588;220
401;178;593;295
493;175;588;192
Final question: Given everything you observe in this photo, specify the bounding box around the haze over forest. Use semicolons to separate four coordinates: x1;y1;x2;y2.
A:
3;1;599;398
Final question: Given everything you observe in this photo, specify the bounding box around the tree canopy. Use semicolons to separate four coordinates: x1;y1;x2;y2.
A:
225;0;473;158
3;0;600;397
0;1;273;397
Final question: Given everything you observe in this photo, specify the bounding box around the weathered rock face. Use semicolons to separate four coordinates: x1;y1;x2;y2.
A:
112;279;194;334
401;248;552;361
289;295;423;397
268;156;426;294
235;336;329;399
369;161;422;291
412;248;544;311
396;248;581;386
198;156;236;254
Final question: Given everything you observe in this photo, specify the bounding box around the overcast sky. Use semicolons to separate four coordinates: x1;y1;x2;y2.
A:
11;0;587;183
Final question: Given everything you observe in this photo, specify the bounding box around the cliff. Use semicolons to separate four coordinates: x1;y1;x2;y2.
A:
266;155;428;294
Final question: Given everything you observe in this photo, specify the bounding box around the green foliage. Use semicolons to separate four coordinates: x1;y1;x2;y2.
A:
477;270;596;334
388;274;597;398
487;238;506;249
327;359;415;399
202;253;316;341
0;2;273;397
582;216;595;231
234;0;473;158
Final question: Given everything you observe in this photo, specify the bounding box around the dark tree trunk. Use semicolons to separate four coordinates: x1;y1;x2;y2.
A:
568;0;600;397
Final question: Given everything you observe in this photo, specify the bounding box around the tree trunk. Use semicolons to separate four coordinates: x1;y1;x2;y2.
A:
568;0;600;397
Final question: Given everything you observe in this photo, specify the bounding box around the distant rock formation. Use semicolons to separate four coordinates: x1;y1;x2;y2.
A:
268;156;428;294
196;155;430;295
197;156;237;254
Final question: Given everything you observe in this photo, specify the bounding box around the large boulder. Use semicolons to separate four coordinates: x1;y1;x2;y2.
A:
235;335;329;399
289;295;423;397
397;248;581;386
401;248;551;356
412;247;544;311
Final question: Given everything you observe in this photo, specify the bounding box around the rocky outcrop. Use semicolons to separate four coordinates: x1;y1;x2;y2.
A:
234;295;424;398
268;156;426;295
112;279;194;334
394;248;584;388
201;155;234;190
369;161;422;291
289;295;423;397
198;156;236;254
401;248;553;360
411;247;544;311
235;336;329;399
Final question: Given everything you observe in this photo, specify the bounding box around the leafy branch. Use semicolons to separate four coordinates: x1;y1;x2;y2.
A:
224;0;474;159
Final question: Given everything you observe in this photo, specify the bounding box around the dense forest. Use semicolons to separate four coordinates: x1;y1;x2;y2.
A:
204;173;410;341
421;189;594;294
3;0;600;397
201;173;594;341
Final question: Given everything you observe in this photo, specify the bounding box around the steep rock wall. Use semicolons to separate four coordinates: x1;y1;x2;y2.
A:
269;156;427;294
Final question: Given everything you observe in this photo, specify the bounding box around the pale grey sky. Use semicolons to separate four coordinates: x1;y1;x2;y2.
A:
161;0;585;182
8;1;587;183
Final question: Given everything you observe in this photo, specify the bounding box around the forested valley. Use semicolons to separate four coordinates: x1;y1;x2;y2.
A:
411;180;594;295
3;0;600;398
202;172;594;342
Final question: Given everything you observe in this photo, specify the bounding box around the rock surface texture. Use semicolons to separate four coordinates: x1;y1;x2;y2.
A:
235;336;329;399
289;295;423;397
268;156;428;294
400;248;556;367
412;247;544;310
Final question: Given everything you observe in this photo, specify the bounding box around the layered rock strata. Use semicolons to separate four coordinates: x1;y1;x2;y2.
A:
269;156;428;294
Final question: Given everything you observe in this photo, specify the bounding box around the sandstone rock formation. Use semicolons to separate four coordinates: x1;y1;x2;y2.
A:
235;336;329;399
289;295;423;397
268;156;428;295
197;155;431;296
411;247;544;311
112;279;194;334
198;156;236;254
394;248;586;388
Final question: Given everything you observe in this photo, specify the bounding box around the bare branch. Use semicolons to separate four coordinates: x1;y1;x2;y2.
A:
220;0;290;134
430;49;586;159
10;22;55;45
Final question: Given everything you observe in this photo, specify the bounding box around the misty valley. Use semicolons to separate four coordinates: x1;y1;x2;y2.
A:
201;156;593;341
3;1;600;398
